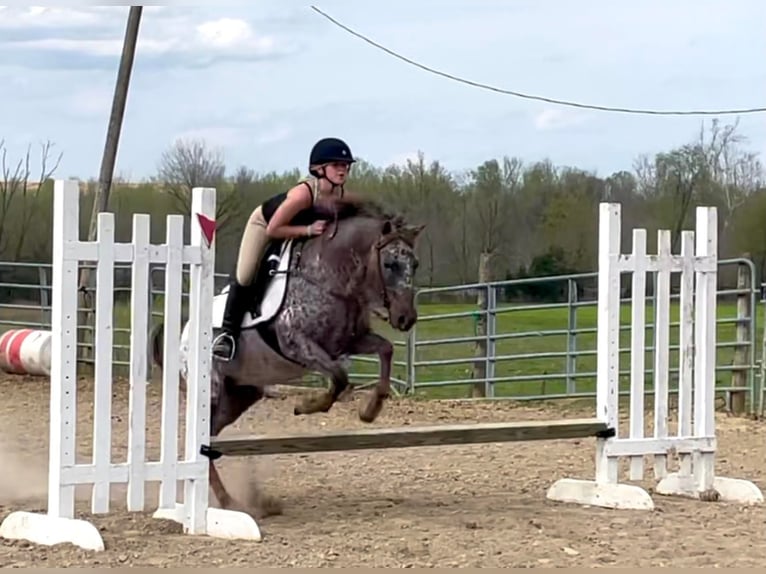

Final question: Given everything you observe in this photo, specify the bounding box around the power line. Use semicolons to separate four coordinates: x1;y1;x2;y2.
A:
310;5;766;116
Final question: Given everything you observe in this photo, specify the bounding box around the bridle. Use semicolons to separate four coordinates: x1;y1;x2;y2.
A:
369;226;415;311
280;221;414;315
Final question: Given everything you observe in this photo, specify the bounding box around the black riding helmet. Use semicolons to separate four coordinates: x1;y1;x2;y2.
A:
309;137;356;176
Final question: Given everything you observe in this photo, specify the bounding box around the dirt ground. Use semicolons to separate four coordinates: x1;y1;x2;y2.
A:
1;372;766;568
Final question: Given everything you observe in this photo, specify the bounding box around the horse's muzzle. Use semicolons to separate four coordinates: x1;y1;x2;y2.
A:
392;310;417;332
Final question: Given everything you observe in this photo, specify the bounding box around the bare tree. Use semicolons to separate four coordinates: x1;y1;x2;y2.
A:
0;139;62;258
156;138;239;230
695;118;764;226
634;141;708;252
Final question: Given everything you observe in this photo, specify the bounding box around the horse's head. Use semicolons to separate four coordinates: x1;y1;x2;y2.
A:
314;195;425;331
369;218;425;332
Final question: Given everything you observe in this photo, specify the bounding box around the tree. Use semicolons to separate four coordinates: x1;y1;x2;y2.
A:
695;118;764;227
0;139;62;259
156;138;239;233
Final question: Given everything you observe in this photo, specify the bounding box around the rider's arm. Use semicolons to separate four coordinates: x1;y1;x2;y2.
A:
265;184;315;239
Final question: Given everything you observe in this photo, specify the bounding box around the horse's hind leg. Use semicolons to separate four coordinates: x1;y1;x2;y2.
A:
209;379;265;515
288;338;349;416
209;459;242;511
211;378;264;436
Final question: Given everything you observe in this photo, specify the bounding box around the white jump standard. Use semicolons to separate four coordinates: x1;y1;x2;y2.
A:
0;180;261;552
546;203;764;510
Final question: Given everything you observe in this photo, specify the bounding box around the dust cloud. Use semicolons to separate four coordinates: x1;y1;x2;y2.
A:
0;434;47;506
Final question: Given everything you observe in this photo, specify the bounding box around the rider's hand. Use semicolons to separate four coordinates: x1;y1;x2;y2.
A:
307;220;327;236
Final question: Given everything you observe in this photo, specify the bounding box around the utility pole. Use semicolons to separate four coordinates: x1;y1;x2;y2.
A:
77;6;143;366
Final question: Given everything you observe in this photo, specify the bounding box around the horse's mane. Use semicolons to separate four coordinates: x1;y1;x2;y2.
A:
315;195;406;228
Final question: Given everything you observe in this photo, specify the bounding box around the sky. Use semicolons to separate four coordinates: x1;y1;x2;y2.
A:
0;1;764;182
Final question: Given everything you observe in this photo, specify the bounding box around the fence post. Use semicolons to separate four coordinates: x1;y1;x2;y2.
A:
406;325;416;394
729;258;750;414
566;278;578;394
760;283;766;418
38;266;50;327
470;252;491;398
485;285;497;398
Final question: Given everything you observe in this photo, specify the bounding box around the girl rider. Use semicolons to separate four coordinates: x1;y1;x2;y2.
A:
212;137;356;362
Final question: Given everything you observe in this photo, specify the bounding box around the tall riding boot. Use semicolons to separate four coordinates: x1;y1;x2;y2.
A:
212;280;251;362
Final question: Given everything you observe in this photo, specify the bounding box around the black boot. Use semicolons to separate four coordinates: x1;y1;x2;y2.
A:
212;281;251;362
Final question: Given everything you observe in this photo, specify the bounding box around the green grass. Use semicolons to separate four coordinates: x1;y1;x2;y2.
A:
355;299;756;401
1;297;759;405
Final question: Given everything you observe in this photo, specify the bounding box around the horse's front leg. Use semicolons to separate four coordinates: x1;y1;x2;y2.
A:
287;336;350;416
348;332;393;423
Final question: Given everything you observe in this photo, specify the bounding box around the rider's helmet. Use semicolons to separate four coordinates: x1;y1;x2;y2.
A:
309;137;356;176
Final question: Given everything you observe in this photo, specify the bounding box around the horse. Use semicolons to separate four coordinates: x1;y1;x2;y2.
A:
149;196;424;515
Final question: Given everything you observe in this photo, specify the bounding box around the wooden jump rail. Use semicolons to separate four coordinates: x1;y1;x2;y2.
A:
201;418;615;459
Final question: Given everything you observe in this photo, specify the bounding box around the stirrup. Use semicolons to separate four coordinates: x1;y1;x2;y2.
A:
212;332;237;362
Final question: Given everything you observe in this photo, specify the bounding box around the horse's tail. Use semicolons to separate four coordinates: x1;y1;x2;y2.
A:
148;321;165;371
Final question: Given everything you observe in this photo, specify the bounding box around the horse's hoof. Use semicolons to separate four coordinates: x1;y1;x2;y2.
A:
359;398;383;423
293;406;302;416
359;412;375;424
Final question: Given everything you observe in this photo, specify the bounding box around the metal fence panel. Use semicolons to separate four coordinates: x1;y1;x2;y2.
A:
0;257;761;413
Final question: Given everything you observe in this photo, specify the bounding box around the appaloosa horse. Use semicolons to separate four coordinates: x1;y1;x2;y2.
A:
150;197;424;514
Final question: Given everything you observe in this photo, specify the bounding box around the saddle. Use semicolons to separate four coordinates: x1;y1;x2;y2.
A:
211;238;297;331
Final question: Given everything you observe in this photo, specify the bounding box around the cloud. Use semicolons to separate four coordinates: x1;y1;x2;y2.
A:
533;108;590;131
0;7;298;71
172;126;245;150
172;120;293;154
0;7;109;30
67;87;114;118
252;125;294;146
387;150;426;167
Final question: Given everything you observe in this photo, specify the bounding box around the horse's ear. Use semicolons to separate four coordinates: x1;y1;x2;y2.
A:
403;223;426;243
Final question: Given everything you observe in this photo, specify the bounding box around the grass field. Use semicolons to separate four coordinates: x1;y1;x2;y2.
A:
1;294;760;405
363;298;758;401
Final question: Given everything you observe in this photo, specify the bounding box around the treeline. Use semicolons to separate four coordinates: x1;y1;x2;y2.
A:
1;119;764;304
